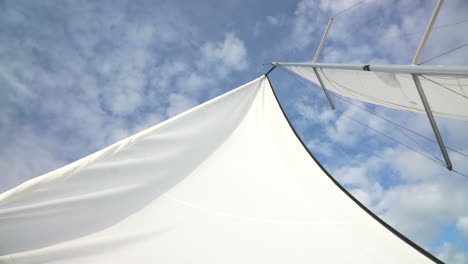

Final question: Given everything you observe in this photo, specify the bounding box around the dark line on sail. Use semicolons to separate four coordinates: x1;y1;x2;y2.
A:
264;74;444;264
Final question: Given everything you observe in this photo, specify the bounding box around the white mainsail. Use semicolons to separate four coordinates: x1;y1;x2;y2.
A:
282;64;468;121
0;76;439;263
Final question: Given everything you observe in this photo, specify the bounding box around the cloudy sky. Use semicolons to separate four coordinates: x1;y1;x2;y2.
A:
1;0;468;262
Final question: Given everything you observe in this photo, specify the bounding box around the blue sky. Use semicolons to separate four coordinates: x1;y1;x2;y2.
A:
1;0;468;262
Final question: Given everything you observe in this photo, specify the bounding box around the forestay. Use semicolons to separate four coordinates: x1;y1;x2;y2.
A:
283;64;468;121
0;76;438;263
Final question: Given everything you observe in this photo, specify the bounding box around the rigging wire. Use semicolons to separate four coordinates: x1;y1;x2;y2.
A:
318;0;393;58
280;67;446;163
312;12;468;64
419;42;468;65
420;75;468;101
436;18;468;28
340;112;445;166
332;93;468;158
390;121;445;164
452;169;468;178
278;23;328;63
431;18;468;30
342;113;468;178
281;0;372;63
333;0;369;17
327;84;450;162
403;18;468;38
276;66;468;178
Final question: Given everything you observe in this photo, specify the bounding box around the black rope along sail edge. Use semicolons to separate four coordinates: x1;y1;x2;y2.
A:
264;74;444;264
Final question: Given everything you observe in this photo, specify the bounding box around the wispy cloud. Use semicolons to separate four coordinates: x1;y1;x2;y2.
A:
0;0;249;192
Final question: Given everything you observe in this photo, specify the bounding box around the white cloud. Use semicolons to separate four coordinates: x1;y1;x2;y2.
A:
306;138;333;156
166;93;198;117
319;108;335;122
329;153;386;207
0;130;66;193
266;15;285;26
318;0;363;14
328;141;468;249
289;0;329;51
279;0;468;261
436;242;468;264
178;72;215;94
132;112;164;134
252;22;262;37
198;32;249;78
325;106;368;145
286;56;468;259
334;165;369;187
287;0;468;65
376;177;468;245
295;99;319;120
266;16;280;25
0;67;34;99
103;71;147;116
349;188;374;207
0;1;253;192
149;60;188;92
293;93;336;124
383;147;442;182
456;216;468;238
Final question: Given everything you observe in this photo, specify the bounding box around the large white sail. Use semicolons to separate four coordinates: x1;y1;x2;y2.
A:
0;76;439;263
282;64;468;121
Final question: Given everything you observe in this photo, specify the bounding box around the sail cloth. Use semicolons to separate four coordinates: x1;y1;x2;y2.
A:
283;65;468;121
0;76;439;263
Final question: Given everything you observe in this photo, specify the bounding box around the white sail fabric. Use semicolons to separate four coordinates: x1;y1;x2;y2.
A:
0;76;437;263
284;65;468;121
